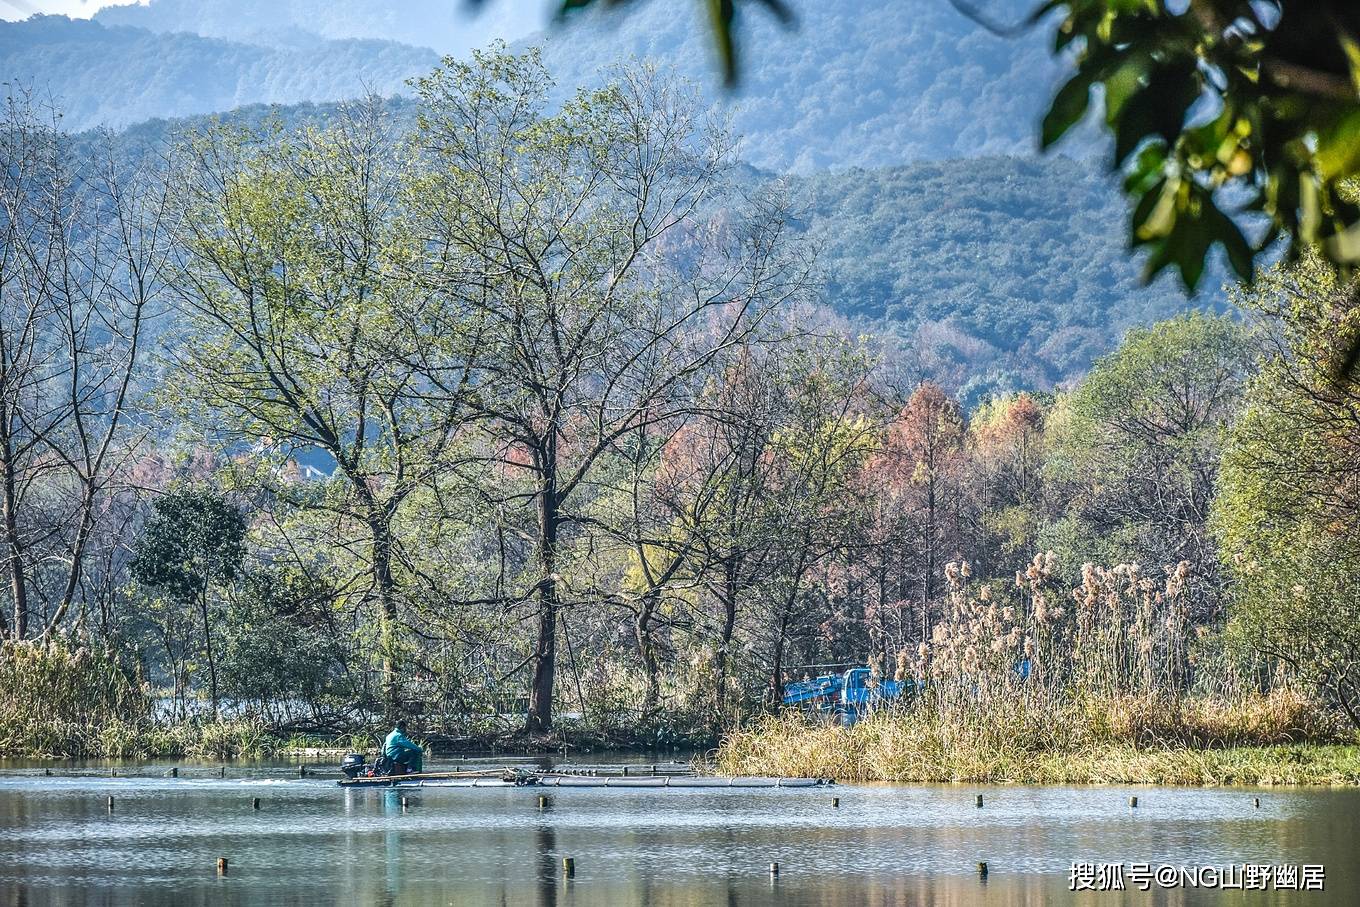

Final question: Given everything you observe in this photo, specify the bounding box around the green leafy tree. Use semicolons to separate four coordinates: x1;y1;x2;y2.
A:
1039;2;1360;294
755;341;876;702
1043;313;1254;615
165;99;482;719
1216;256;1360;727
130;487;247;715
218;568;355;724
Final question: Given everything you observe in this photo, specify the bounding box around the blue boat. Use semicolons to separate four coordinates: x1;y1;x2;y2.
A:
783;659;1032;724
782;665;909;725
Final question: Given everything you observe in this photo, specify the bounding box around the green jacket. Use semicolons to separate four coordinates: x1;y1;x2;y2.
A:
384;727;423;773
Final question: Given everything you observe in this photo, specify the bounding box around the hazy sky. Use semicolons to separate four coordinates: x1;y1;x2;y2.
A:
0;0;124;19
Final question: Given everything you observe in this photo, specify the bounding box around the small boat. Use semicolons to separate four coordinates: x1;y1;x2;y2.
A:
335;754;833;789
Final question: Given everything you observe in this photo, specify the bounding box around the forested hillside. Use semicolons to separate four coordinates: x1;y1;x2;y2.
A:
536;0;1083;170
7;0;1085;166
788;157;1218;395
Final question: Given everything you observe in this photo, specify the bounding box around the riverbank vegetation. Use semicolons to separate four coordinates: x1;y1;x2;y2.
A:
2;46;1359;773
717;708;1360;786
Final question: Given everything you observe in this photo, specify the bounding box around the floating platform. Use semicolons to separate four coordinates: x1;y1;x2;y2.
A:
533;775;831;788
337;767;833;789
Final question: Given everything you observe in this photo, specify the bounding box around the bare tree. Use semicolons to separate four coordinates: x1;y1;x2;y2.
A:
0;91;164;642
412;50;814;732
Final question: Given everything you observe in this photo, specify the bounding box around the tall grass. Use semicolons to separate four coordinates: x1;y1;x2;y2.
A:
716;694;1358;784
0;639;280;758
719;555;1359;785
0;639;147;757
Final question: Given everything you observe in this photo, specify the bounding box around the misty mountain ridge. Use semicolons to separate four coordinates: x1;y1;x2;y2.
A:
0;14;438;131
7;0;1090;170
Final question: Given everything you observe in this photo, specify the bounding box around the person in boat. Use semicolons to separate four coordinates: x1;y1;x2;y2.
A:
383;721;424;775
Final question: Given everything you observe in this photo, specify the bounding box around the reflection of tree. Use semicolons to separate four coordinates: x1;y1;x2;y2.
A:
534;819;558;907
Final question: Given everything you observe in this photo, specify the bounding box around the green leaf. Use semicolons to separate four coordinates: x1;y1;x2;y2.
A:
1042;71;1094;148
1341;31;1360;97
707;0;737;86
1323;219;1360;263
1299;174;1321;243
1133;176;1178;241
1202;199;1255;281
1315;109;1360;180
1112;59;1199;166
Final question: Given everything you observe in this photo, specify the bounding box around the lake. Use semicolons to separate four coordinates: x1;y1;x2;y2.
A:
0;757;1355;905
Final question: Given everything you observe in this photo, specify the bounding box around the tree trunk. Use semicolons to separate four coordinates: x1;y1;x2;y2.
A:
1;447;26;641
921;479;936;642
44;482;96;638
635;592;660;714
199;586;219;717
768;606;793;704
368;513;400;720
767;550;808;703
712;560;739;721
526;455;559;734
1335;677;1360;731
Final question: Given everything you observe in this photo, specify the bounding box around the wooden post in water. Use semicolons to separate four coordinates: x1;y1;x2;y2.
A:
220;766;226;778
1129;796;1138;808
769;862;779;876
977;861;988;878
622;766;628;776
106;796;114;812
1254;797;1261;808
401;796;409;810
251;797;260;810
832;797;840;808
170;767;178;778
538;795;547;809
975;794;984;808
217;857;228;875
562;857;575;879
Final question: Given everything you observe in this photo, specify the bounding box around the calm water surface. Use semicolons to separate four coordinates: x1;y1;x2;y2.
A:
0;757;1355;906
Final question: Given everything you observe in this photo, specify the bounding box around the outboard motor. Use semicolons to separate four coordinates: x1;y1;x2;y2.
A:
340;753;367;779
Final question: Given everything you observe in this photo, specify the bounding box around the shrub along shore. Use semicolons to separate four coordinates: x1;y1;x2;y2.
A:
715;697;1360;786
0;638;708;760
6;636;1356;782
0;715;701;762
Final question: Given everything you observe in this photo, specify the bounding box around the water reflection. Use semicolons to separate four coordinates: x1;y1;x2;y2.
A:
0;761;1355;906
535;817;557;907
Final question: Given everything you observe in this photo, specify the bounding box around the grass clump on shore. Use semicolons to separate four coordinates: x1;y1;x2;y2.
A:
0;639;281;759
715;694;1360;785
